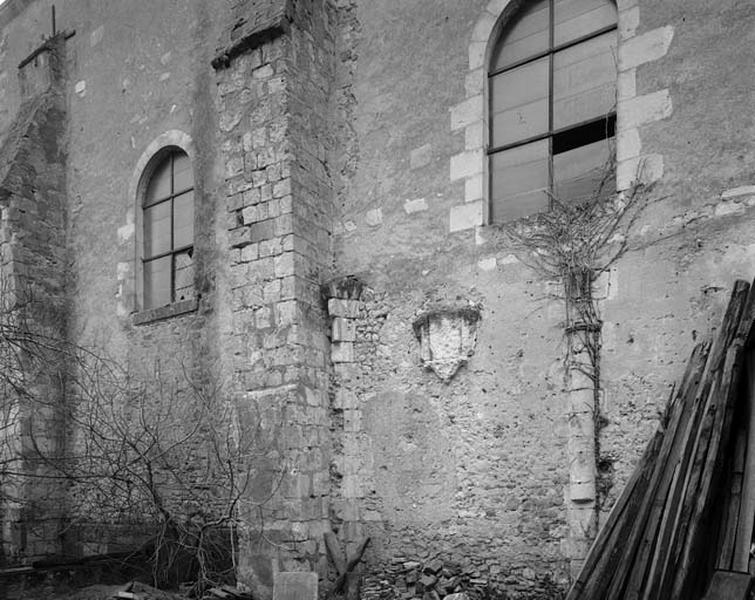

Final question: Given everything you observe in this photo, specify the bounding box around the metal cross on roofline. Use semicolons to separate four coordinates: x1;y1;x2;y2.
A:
17;3;75;71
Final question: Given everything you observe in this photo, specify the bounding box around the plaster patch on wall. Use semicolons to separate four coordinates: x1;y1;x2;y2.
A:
365;208;382;227
477;256;497;271
117;221;134;242
90;26;104;48
403;198;427;214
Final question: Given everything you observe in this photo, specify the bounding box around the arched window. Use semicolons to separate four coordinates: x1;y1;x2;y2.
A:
488;0;617;223
141;148;195;310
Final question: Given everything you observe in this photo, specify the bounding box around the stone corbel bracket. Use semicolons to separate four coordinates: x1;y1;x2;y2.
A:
412;305;482;382
323;275;367;364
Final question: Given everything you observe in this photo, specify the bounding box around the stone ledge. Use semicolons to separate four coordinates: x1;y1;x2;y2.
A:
133;297;198;325
212;13;290;70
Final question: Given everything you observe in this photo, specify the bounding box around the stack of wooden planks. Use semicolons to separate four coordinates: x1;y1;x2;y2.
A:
567;279;755;600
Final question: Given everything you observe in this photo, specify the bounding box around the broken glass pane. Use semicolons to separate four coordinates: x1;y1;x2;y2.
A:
173;250;195;302
553;137;613;204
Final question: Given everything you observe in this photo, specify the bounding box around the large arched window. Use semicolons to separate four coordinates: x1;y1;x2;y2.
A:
488;0;617;223
141;148;195;310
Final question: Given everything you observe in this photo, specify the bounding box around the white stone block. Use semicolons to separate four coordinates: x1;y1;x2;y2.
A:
465;121;484;150
465;68;484;97
616;153;664;190
477;256;497;271
722;185;755;200
450;150;483;181
619;6;640;40
465;173;484;202
410;144;432;169
365;208;382;227
486;0;515;17
404;198;428;214
116;262;130;280
332;341;354;363
616;127;641;162
715;201;745;217
451;94;483;131
618;89;672;130
475;225;487;246
617;68;636;101
328;298;361;318
468;41;486;70
471;11;498;42
619;26;674;70
117;221;134;242
450;201;483;232
617;0;639;10
332;317;356;342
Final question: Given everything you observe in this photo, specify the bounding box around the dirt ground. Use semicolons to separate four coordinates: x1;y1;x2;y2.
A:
6;581;186;600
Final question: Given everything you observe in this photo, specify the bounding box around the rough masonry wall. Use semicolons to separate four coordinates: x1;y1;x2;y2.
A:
0;0;753;596
330;0;755;597
0;38;69;564
0;0;236;562
213;1;335;594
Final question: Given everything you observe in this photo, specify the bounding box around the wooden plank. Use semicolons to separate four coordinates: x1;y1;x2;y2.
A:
653;376;721;600
644;341;722;600
642;345;712;600
324;531;347;575
567;344;708;600
658;281;750;599
565;428;661;599
733;350;755;571
621;348;709;600
700;570;752;600
640;460;681;600
716;420;746;570
625;344;710;600
570;431;664;599
333;537;371;593
671;284;754;598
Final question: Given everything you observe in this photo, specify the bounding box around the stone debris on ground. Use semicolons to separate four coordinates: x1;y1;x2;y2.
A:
359;557;480;599
107;581;252;600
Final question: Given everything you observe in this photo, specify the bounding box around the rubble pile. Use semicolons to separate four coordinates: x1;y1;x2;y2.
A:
360;557;486;600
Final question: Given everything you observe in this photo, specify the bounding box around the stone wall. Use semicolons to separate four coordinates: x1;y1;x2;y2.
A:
0;34;69;565
327;0;755;596
0;0;753;598
213;0;336;595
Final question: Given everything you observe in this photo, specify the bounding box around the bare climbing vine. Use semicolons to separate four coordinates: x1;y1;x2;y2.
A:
493;158;655;513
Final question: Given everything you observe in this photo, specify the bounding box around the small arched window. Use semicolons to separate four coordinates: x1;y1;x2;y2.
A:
142;148;195;310
488;0;617;223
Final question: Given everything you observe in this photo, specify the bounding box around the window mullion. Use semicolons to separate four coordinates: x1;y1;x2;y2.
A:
170;154;176;303
547;0;555;208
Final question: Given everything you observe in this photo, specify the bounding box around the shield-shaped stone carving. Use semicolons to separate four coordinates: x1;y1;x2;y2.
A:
412;305;481;382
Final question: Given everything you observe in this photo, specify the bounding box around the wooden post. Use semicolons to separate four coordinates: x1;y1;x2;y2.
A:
733;351;755;572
